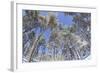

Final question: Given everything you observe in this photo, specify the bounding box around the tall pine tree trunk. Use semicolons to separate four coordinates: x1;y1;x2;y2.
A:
28;33;43;62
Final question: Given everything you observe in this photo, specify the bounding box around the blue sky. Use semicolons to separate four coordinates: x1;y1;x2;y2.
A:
57;12;73;26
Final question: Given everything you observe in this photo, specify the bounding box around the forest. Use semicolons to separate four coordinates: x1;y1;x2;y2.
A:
22;10;91;62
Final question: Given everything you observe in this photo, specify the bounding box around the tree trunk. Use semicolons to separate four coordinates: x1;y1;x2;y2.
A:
28;33;43;62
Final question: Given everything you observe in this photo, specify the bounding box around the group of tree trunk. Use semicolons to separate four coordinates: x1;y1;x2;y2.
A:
22;10;91;62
